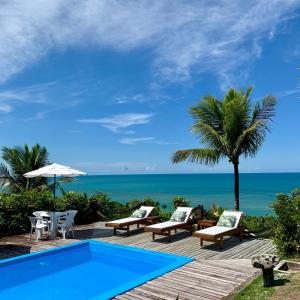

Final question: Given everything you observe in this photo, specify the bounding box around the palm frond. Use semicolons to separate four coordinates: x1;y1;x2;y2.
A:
57;177;76;184
0;163;21;191
233;96;276;158
254;96;276;124
190;96;224;132
0;144;49;192
223;89;252;149
172;148;221;166
192;122;228;155
233;120;266;157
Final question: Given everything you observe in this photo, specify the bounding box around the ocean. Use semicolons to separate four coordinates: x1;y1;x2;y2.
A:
62;173;300;216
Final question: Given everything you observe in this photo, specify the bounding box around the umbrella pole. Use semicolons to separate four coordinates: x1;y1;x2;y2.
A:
53;174;56;212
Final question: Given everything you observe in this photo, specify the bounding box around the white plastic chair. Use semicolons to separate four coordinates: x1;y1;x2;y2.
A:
29;217;49;241
32;211;50;235
67;210;78;232
57;211;77;239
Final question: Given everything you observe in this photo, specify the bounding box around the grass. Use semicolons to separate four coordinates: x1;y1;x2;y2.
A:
270;272;300;300
233;272;291;300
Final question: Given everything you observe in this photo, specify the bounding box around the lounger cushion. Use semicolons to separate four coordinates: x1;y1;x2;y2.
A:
217;214;237;228
170;211;187;222
131;209;147;218
106;217;140;224
195;225;233;236
147;221;183;229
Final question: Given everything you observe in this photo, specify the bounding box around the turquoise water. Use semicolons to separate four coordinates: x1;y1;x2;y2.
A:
63;173;300;216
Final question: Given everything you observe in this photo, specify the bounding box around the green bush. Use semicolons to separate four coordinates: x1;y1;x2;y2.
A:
272;189;300;256
241;215;275;238
89;192;124;220
172;196;191;209
0;190;167;236
0;193;30;235
125;197;161;217
159;210;172;221
62;191;92;224
0;190;119;235
207;203;225;220
0;190;55;236
25;189;55;211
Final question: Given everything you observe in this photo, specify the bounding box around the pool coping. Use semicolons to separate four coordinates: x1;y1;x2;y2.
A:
0;240;193;300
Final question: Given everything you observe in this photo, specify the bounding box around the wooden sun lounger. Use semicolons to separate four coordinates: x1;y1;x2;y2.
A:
105;206;158;235
105;216;159;235
193;225;244;249
193;210;244;249
144;207;194;242
144;220;195;242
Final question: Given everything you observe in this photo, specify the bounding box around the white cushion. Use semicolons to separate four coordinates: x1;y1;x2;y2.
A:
174;207;193;222
106;217;140;225
147;221;183;229
139;206;154;218
195;226;233;236
221;210;243;228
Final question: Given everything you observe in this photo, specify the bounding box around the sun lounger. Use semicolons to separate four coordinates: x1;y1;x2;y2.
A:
105;206;155;235
193;210;244;249
144;207;194;242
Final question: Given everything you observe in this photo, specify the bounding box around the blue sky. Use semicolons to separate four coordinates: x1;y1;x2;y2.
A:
0;0;300;174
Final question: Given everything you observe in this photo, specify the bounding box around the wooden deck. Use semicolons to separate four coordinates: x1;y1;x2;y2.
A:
0;222;276;299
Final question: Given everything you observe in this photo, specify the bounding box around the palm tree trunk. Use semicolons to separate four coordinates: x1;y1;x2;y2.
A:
233;161;240;211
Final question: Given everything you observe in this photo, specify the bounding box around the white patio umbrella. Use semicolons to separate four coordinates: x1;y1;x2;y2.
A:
24;163;86;240
24;163;86;205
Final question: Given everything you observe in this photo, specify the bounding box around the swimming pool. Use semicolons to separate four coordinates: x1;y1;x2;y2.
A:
0;240;192;299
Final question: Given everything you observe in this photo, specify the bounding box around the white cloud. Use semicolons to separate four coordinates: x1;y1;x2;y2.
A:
275;89;299;98
114;94;147;104
0;82;54;113
24;111;45;122
0;103;13;113
0;79;93;113
0;1;299;85
120;137;177;145
77;113;153;133
120;137;155;144
113;92;174;105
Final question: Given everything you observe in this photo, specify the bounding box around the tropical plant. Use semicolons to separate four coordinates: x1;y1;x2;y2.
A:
208;203;225;220
272;189;300;256
172;196;191;209
0;144;49;192
172;87;276;210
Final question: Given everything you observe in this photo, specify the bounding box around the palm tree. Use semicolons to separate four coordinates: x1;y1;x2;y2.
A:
172;87;276;211
0;144;49;192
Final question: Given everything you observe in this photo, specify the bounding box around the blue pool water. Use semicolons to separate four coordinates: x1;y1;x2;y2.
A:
0;241;192;300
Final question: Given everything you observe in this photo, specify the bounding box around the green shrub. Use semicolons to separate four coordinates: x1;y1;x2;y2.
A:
89;192;124;220
25;189;55;211
62;191;93;224
0;193;30;235
272;189;300;256
207;203;225;220
241;215;275;238
126;197;161;216
159;210;172;221
0;190;57;236
172;196;191;209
